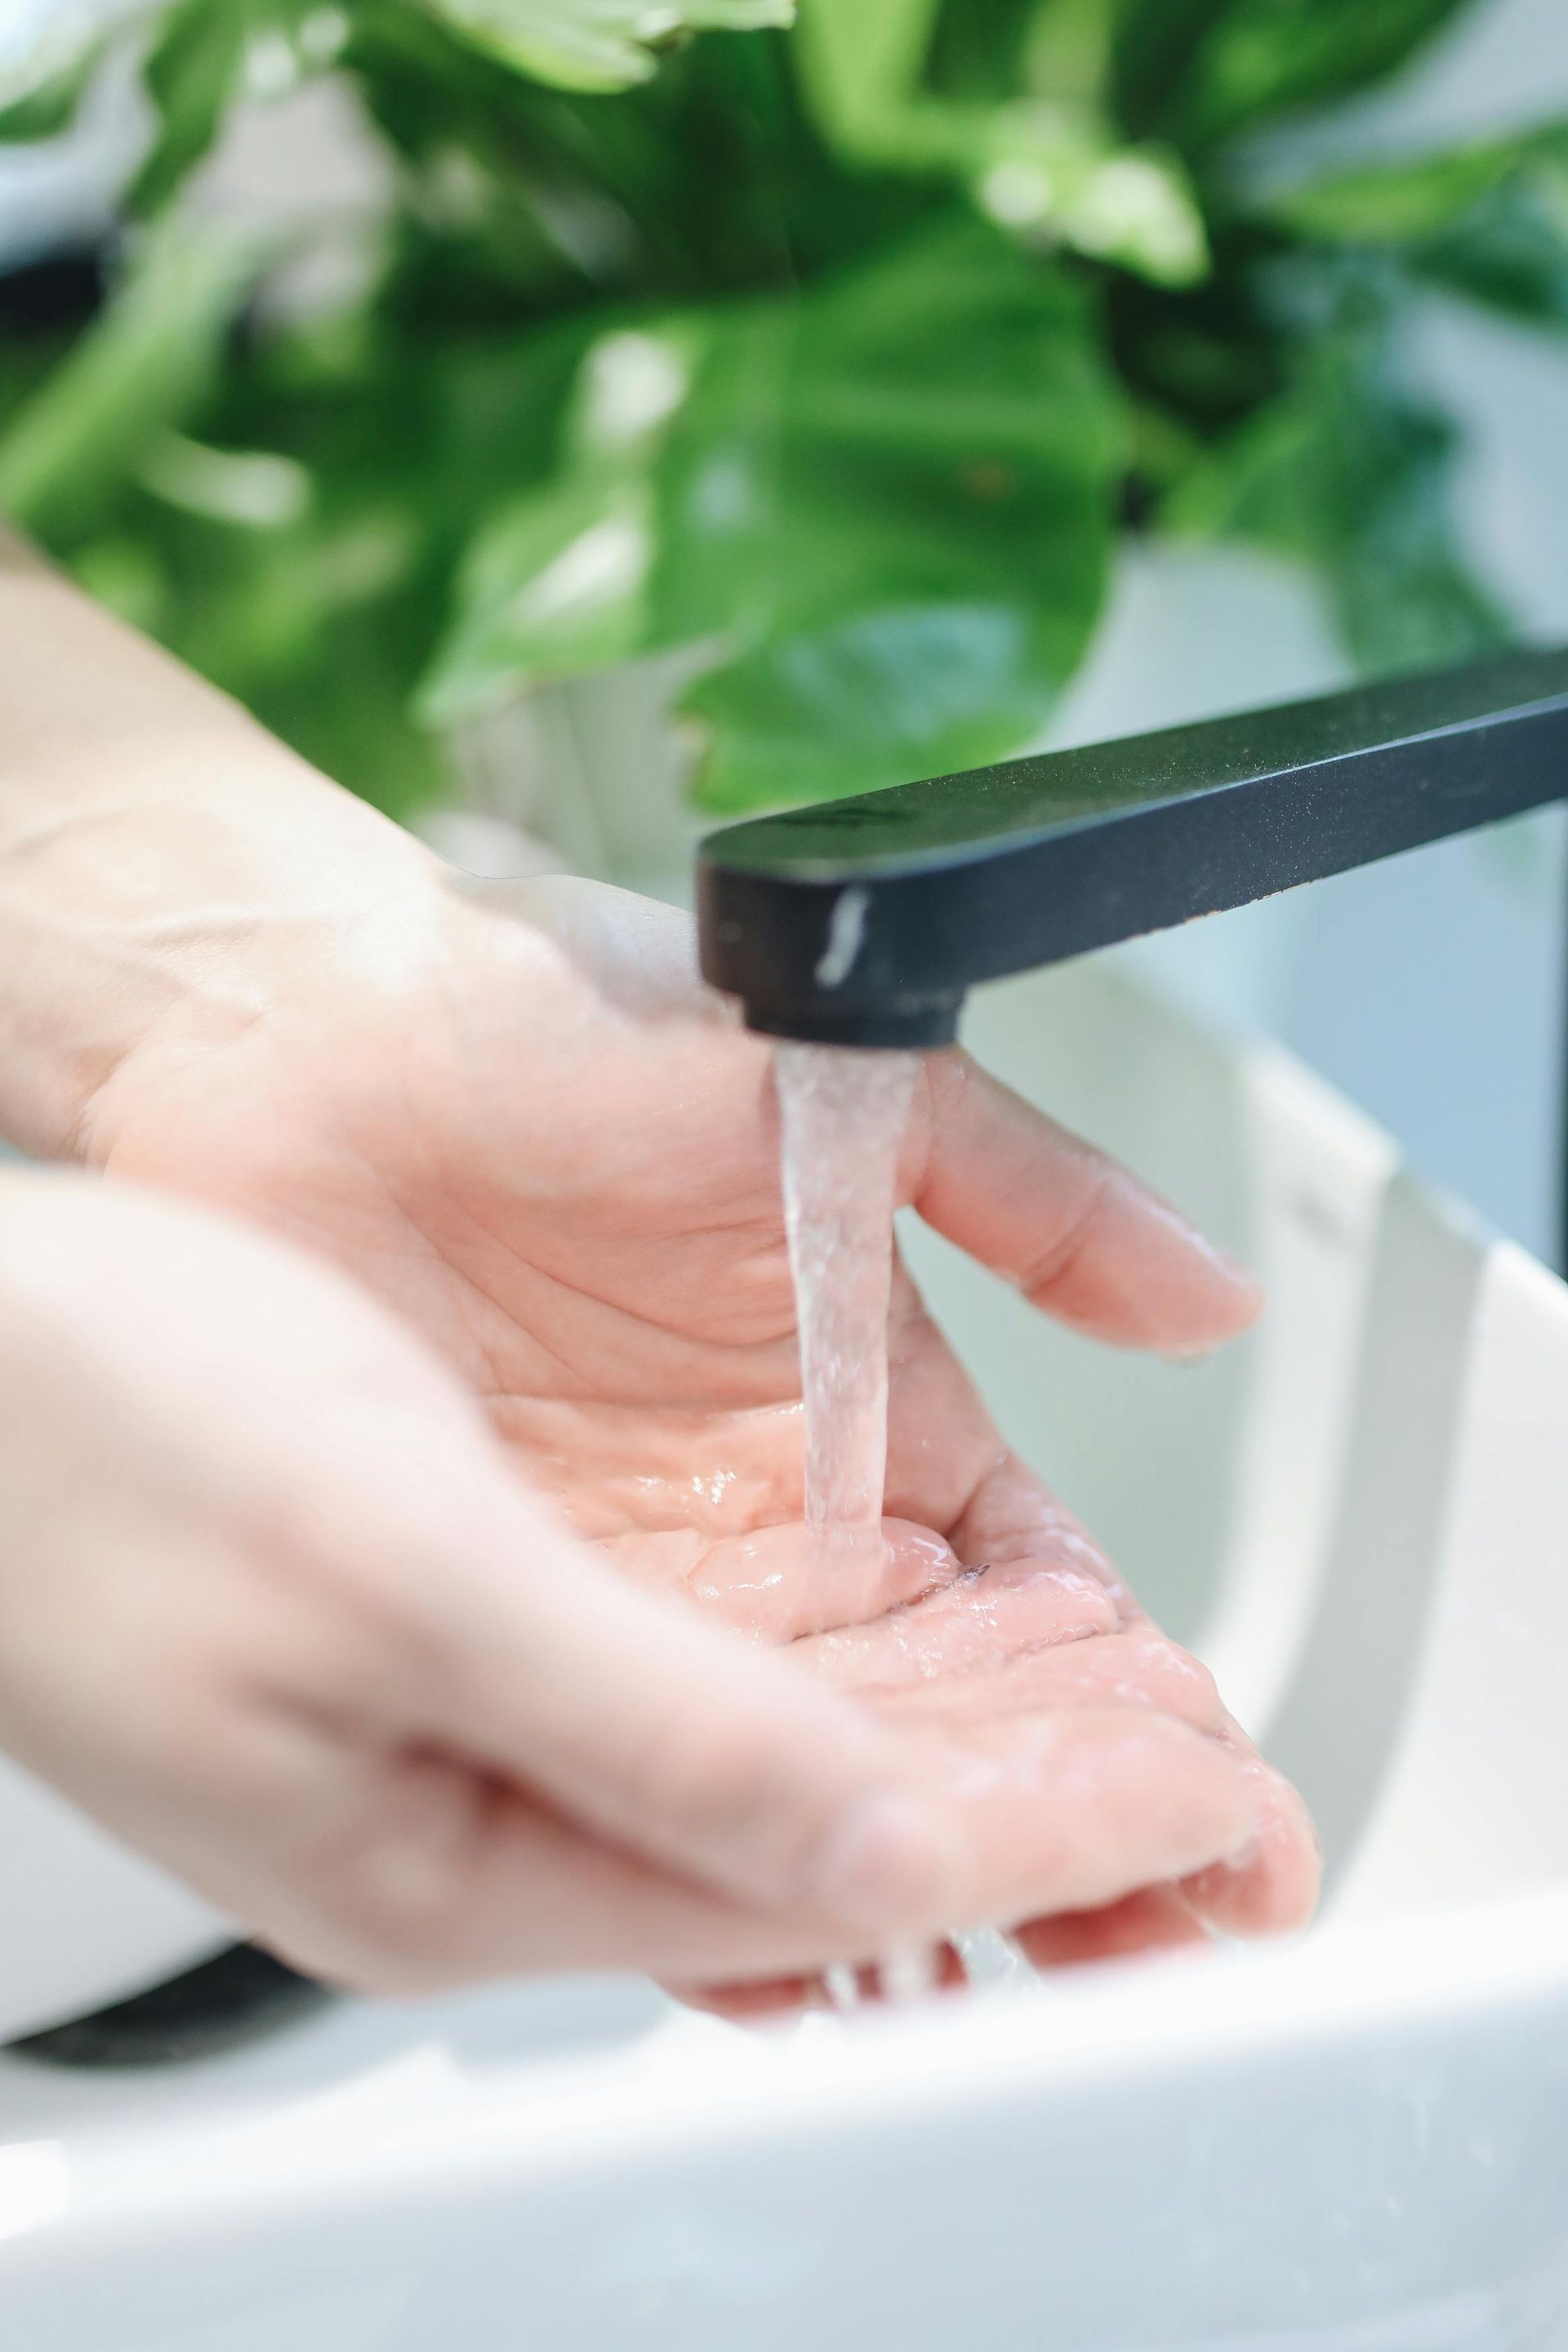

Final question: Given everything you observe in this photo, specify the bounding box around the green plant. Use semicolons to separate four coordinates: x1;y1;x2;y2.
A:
0;0;1562;821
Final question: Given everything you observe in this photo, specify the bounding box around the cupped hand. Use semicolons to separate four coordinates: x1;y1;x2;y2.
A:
83;866;1260;1570
0;570;1308;1992
617;1455;1320;2013
0;1176;1281;1992
74;859;1316;1977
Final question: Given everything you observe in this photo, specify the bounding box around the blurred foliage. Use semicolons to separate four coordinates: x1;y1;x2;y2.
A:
0;0;1557;819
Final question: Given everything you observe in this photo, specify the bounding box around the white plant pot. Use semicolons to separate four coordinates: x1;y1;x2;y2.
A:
437;639;716;906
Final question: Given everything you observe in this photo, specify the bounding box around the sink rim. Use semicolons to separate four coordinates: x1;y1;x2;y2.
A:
7;1880;1567;2271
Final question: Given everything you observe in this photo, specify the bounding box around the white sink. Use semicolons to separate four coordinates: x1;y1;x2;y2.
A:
6;956;1568;2350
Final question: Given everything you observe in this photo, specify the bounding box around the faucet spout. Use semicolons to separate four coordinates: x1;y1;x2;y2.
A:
697;645;1568;1049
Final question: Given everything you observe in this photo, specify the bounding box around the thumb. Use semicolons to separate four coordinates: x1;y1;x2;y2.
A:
911;1050;1260;1353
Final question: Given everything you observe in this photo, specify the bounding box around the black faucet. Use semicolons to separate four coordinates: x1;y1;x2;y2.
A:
697;644;1568;1063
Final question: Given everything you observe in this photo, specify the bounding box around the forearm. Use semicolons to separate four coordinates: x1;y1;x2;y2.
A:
0;536;434;1158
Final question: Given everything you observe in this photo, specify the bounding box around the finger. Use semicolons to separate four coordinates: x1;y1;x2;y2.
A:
938;1464;1321;1938
671;1974;824;2022
265;1704;1263;1993
675;1943;971;2022
1014;1886;1214;1969
1173;1720;1321;1938
902;1704;1261;1934
682;1882;1226;2020
866;1628;1224;1732
657;1885;1223;2020
910;1052;1260;1352
371;1468;967;1936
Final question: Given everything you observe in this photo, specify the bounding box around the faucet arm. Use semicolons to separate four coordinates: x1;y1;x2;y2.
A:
697;644;1568;1050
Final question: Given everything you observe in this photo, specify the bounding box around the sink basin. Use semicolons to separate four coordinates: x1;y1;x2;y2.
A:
5;954;1568;2350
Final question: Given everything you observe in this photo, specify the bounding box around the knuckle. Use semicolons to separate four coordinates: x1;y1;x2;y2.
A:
271;1913;464;2000
1123;1634;1223;1729
305;1869;461;1993
287;1785;482;1990
1016;1168;1113;1303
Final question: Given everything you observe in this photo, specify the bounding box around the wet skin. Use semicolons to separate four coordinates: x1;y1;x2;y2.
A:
86;868;1320;1989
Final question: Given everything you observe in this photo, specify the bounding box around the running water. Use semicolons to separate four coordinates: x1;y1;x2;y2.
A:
775;1043;926;2005
774;1042;1032;2006
774;1042;918;1556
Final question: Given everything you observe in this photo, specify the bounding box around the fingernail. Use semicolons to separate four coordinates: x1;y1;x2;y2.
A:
807;1792;953;1930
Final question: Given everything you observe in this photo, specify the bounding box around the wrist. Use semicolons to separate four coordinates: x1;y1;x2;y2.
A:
0;555;448;1160
0;743;439;1168
51;792;446;1168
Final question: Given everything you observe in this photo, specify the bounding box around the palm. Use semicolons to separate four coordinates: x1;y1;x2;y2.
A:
97;869;1316;1963
98;873;1245;1556
629;1456;1318;2007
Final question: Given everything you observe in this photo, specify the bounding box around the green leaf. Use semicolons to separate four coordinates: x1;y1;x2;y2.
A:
421;216;1123;807
791;0;942;146
1165;323;1509;676
1111;0;1234;140
136;430;314;527
973;114;1209;284
683;600;1082;810
1419;170;1568;329
416;467;655;722
1267;136;1539;245
1019;0;1117;110
68;534;173;638
413;0;795;93
657;216;1122;629
794;0;1207;285
1264;124;1568;333
415;318;693;718
663;217;1123;803
60;296;463;823
127;0;336;216
0;20;107;143
0;222;266;537
131;0;253;213
185;514;448;818
1128;0;1481;154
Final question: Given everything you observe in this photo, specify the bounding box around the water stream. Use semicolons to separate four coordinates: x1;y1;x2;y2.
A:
774;1042;917;1552
774;1042;1029;2007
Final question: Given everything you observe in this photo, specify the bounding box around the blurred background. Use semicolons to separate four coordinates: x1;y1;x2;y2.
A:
2;0;1567;1257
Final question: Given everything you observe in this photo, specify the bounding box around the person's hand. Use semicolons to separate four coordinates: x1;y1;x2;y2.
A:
0;559;1259;1663
79;867;1261;1583
74;860;1319;1968
0;1175;1276;1990
0;551;1308;1972
648;1456;1319;2011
